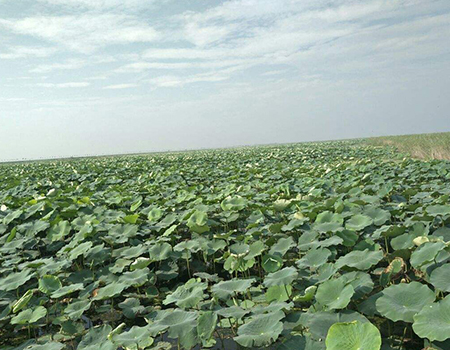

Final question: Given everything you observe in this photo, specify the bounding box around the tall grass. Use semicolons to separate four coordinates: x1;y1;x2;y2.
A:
366;132;450;160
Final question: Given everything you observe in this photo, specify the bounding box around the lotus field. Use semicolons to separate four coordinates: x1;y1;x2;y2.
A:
1;141;450;350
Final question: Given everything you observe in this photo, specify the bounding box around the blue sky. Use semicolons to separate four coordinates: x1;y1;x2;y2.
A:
1;0;449;161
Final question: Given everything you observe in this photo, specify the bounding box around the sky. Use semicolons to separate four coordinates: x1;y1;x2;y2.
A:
1;0;449;161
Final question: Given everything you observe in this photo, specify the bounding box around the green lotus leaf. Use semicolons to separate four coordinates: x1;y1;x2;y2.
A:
221;196;247;211
11;306;47;325
211;278;255;300
345;214;373;231
197;311;218;346
297;247;331;269
341;271;374;299
426;204;450;216
300;311;369;340
51;283;84;298
93;282;128;300
410;242;446;269
234;311;284;348
412;295;450;342
262;254;283;272
376;282;435;322
336;249;383;270
216;305;249;319
111;325;154;350
315;278;354;310
147;207;164;222
364;207;391;226
293;286;317;303
264;267;298;287
269;237;295;257
430;264;450;292
130;257;151;270
325;320;382;350
0;269;33;292
266;284;292;302
68;241;93;261
187;210;209;233
119;268;150;287
156;309;198;339
38;275;62;295
48;220;71;241
18;220;50;237
118;298;145;319
77;325;115;350
12;289;34;313
163;280;207;309
65;299;91;320
24;342;65;350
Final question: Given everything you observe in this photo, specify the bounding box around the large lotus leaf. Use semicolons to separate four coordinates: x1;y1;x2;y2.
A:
266;285;292;302
336;249;383;270
269;237;295;257
262;254;283;272
277;334;325;350
68;242;93;261
65;299;91;320
3;209;23;225
157;310;198;340
93;282;128;300
297;248;331;269
149;242;173;261
376;282;435;322
410;242;446;269
0;269;33;291
211;278;255;300
77;325;115;350
187;211;209;233
118;268;150;287
314;222;343;233
315;278;354;310
18;220;50;237
345;214;373;231
118;298;145;319
147;207;164;222
197;311;218;346
12;289;34;313
51;283;84;298
111;325;154;350
234;311;284;348
426;205;450;216
341;271;374;299
299;311;369;340
163;280;207;309
364;207;391;226
47;220;71;241
430;264;450;292
325;320;381;350
11;306;47;325
264;267;298;287
38;275;62;295
221;196;247;211
413;295;450;342
25;342;65;350
216;305;249;319
315;211;344;224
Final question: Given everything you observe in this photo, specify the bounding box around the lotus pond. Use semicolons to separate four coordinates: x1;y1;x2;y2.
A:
1;141;450;350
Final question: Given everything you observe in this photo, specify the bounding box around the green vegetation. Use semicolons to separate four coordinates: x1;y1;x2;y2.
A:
1;140;450;350
366;132;450;160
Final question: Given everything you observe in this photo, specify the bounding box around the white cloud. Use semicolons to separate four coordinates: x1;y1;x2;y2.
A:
35;82;90;88
0;14;159;53
103;83;138;89
29;59;86;73
0;46;57;59
148;72;229;87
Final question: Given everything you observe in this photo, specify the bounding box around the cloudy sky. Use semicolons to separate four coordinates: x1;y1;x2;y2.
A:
1;0;449;161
